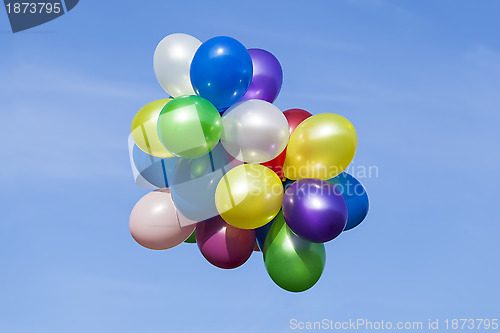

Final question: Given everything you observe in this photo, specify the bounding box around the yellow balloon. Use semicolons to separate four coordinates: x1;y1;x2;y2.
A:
284;113;357;180
131;99;174;158
215;164;283;229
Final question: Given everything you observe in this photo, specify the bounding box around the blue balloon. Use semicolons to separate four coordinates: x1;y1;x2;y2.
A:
132;144;179;188
282;178;295;192
327;172;369;231
256;221;273;251
190;36;253;109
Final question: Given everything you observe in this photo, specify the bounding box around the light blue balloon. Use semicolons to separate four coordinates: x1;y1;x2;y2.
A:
169;143;237;222
327;172;369;231
190;36;253;109
132;144;179;188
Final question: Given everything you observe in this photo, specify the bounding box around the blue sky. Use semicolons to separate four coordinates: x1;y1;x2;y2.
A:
1;0;499;332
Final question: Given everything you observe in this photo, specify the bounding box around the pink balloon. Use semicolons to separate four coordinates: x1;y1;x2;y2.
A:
129;188;195;250
196;215;256;269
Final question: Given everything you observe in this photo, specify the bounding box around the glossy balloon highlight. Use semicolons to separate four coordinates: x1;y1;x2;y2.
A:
215;164;283;229
129;189;195;250
196;215;256;269
327;172;369;231
221;99;289;163
157;95;222;159
131;99;174;158
239;49;283;103
282;178;347;243
263;210;326;292
284;113;357;180
154;33;201;97
190;36;253;109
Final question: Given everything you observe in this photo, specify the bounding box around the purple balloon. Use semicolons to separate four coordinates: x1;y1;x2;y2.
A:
239;49;283;103
196;215;256;269
282;179;347;243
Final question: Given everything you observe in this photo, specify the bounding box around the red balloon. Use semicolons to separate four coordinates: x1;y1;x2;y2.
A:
196;215;256;269
261;149;286;179
261;108;312;178
284;108;313;134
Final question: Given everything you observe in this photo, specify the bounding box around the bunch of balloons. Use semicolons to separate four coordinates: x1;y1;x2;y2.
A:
128;33;369;292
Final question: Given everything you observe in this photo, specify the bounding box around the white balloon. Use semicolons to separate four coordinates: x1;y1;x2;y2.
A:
221;99;289;163
153;33;201;97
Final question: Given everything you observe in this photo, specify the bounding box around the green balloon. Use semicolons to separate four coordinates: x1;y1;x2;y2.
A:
263;210;326;292
190;156;210;178
157;96;222;159
184;230;196;244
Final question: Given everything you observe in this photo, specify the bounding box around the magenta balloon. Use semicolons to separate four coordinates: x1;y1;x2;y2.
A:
282;179;348;243
239;49;283;103
196;215;256;269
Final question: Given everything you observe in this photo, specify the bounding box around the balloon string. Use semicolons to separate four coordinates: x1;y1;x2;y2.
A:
208;150;215;172
140;124;154;162
160;159;168;188
214;147;237;208
222;175;236;208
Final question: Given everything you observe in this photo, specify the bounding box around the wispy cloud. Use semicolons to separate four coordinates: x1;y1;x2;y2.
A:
0;63;159;183
342;0;426;26
465;45;500;74
1;63;158;99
